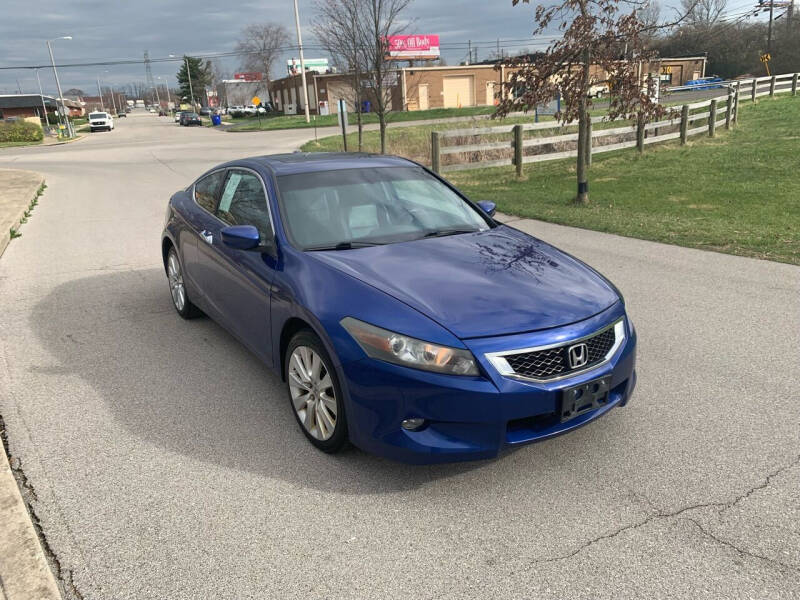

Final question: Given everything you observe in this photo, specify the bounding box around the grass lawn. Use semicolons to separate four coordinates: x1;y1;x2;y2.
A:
0;140;43;148
301;95;799;264
227;105;497;132
446;96;800;265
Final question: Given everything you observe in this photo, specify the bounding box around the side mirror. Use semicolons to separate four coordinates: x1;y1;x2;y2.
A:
220;225;260;250
476;200;497;217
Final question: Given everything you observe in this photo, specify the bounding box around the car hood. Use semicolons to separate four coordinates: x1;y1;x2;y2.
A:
310;225;619;339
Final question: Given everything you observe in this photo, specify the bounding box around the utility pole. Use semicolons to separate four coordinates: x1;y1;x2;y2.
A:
35;69;50;127
468;40;472;65
788;0;794;32
293;0;311;123
109;85;118;114
767;0;775;52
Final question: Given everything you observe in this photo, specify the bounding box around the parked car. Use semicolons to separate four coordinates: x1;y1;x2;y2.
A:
173;111;183;123
161;153;637;463
244;105;256;115
117;111;127;118
199;106;211;116
159;109;167;116
179;112;202;126
588;82;610;98
685;76;724;90
88;111;114;132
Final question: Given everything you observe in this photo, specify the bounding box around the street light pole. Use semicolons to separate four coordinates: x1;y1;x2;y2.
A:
35;69;50;127
47;36;73;137
293;0;311;123
158;77;172;109
185;57;195;110
96;76;105;111
154;82;161;111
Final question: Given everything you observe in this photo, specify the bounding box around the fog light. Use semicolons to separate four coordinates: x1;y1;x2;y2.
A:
401;418;426;431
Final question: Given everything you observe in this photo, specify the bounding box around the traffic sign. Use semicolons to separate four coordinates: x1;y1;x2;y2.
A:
251;96;261;106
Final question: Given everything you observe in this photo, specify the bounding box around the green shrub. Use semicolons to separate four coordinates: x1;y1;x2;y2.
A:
0;120;44;143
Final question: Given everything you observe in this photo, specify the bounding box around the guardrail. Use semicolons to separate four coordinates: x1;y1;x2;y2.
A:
430;71;799;174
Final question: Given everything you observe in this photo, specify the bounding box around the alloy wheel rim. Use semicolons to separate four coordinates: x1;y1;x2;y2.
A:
167;253;186;311
288;346;337;440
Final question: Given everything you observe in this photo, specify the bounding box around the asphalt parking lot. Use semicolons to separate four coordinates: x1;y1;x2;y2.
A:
0;111;798;599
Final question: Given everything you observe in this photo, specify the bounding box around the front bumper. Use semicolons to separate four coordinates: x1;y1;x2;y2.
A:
341;303;637;464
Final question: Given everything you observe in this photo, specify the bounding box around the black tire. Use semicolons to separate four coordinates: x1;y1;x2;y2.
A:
166;247;202;319
285;330;349;453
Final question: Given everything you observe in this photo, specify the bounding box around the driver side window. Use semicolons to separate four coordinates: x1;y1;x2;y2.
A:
216;169;273;242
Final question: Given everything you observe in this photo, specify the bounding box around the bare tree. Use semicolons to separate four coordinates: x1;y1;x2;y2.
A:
681;0;726;28
497;0;666;204
356;0;412;154
313;0;367;150
235;23;291;81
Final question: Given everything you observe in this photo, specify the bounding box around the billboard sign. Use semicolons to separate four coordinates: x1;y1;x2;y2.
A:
234;72;263;82
386;35;440;60
287;58;330;75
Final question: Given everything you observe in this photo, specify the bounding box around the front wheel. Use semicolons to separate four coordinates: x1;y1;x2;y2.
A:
285;331;348;453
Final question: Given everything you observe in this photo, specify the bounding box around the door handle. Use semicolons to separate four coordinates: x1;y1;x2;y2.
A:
200;230;213;244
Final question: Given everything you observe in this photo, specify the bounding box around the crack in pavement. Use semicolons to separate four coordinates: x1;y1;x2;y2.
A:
533;454;800;569
0;414;85;600
684;516;799;572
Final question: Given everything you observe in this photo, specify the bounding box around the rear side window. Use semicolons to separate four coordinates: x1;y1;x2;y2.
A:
194;170;225;213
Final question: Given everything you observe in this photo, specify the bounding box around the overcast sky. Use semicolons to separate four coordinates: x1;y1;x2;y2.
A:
0;0;549;96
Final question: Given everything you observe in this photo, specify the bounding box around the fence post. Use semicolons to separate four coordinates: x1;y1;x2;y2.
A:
793;73;798;97
513;124;523;177
636;116;645;153
770;76;776;97
709;99;717;138
585;119;592;167
431;131;440;174
734;83;740;124
751;78;757;103
680;104;689;144
725;91;733;130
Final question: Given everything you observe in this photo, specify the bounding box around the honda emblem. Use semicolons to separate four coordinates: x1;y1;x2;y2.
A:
567;343;588;369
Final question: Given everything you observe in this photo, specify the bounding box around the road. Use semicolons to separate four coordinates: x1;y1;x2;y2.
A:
0;111;798;600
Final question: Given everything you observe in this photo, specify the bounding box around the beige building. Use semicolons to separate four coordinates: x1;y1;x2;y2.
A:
266;55;707;115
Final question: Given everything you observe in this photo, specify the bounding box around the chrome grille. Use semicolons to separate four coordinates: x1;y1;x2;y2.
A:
503;326;617;380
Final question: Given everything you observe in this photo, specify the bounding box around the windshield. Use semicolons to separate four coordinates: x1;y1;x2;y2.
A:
277;166;491;250
89;112;107;119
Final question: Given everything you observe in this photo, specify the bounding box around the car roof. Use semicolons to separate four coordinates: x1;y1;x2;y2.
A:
243;152;416;176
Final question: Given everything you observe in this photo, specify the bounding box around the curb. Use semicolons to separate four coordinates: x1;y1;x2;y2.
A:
0;428;61;600
42;134;88;147
0;173;44;260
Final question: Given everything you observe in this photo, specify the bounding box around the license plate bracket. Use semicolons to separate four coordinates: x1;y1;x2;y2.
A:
560;376;612;423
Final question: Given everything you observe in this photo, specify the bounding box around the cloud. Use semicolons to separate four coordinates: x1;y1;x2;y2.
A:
0;0;538;94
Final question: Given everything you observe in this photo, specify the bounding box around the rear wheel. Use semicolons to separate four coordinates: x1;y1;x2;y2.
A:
166;247;201;319
285;330;348;453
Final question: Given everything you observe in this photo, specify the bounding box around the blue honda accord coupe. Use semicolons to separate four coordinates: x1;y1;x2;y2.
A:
161;153;636;463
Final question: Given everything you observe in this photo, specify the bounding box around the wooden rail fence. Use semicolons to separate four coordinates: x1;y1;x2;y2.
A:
430;71;799;174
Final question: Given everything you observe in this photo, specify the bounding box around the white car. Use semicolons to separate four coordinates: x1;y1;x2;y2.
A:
174;111;183;123
88;112;114;132
243;105;256;115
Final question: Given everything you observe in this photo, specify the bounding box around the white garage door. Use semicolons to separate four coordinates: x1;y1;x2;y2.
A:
443;76;474;108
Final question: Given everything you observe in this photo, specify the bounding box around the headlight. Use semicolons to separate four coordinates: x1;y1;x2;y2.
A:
340;317;479;376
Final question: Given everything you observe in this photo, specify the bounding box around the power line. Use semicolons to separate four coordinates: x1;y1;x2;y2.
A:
0;38;562;72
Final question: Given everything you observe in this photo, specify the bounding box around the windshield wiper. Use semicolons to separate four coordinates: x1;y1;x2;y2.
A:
420;227;480;239
305;241;385;251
